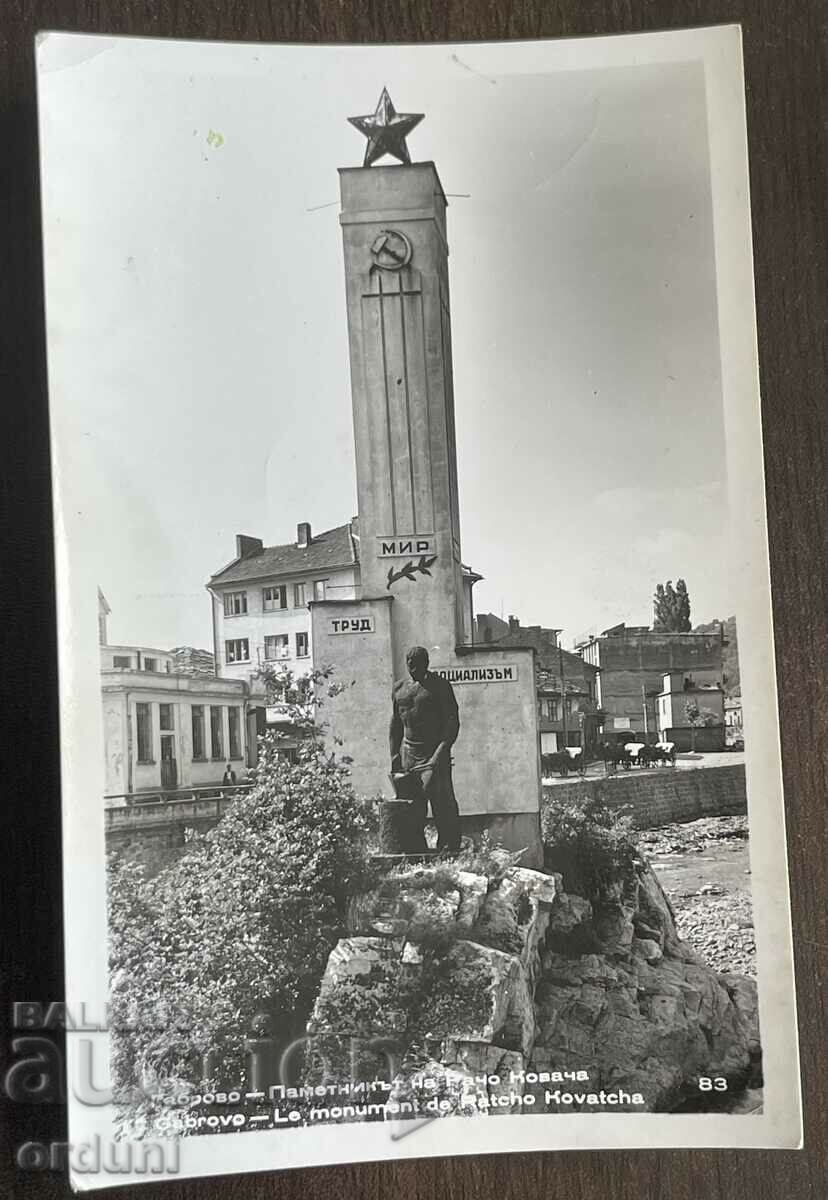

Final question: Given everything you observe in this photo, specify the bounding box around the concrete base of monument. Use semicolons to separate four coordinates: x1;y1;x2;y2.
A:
460;811;544;870
378;797;430;855
376;798;543;868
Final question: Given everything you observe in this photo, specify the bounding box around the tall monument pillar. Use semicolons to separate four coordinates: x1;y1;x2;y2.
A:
338;163;465;675
310;101;542;863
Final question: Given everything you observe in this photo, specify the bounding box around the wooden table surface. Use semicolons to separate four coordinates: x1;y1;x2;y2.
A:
2;2;826;1197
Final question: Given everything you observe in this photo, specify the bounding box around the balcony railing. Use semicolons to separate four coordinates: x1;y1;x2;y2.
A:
104;782;252;811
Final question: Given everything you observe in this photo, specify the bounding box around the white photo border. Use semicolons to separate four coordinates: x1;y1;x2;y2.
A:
37;23;802;1191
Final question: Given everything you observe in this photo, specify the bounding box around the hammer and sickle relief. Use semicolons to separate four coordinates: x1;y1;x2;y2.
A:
370;228;412;272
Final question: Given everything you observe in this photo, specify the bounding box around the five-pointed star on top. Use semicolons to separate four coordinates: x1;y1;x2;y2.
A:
348;87;424;167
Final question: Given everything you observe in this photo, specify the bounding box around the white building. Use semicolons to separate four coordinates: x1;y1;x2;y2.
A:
656;669;725;750
101;666;250;804
207;520;360;725
97;591;250;805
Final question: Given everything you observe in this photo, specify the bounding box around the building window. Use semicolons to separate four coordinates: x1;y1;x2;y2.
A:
225;638;250;664
159;703;174;731
313;579;326;601
136;703;153;762
192;705;205;759
144;658;157;672
296;631;309;658
264;634;290;661
223;591;248;617
112;655;131;668
545;699;561;721
210;706;223;758
263;586;288;611
294;582;307;608
228;707;241;759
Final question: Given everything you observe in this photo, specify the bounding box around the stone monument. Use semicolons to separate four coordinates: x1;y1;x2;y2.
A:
310;91;543;864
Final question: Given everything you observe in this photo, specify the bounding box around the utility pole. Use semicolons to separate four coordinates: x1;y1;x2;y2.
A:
560;647;568;748
641;683;648;737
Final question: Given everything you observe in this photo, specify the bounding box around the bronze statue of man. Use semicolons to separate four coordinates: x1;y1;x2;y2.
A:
389;645;461;853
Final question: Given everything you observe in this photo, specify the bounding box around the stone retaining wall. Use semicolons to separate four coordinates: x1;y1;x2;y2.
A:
305;851;760;1115
542;763;747;830
106;825;186;875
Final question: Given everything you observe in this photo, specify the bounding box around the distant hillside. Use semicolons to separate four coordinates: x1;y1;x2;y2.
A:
693;615;739;697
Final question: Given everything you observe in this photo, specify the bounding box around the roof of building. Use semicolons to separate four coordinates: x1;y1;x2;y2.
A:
591;622;723;640
103;643;172;658
494;626;596;678
210;520;359;586
100;669;247;694
462;564;483;582
496;625;563;649
475;613;510;641
536;673;593;697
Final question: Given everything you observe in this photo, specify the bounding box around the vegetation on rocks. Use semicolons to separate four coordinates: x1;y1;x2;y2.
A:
541;795;641;903
107;732;378;1133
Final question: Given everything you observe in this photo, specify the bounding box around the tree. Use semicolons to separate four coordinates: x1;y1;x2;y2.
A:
107;668;378;1137
253;660;353;749
684;698;718;751
653;582;675;630
653;579;692;632
674;579;691;631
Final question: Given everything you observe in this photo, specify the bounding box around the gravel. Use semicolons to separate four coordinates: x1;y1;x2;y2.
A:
669;891;756;977
637;815;750;857
636;816;756;977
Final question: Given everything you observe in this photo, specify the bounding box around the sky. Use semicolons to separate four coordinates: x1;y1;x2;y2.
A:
39;34;732;651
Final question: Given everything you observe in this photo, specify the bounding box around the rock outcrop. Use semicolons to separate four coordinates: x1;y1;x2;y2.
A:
305;853;760;1116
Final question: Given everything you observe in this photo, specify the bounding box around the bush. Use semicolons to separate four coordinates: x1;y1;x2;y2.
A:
107;734;378;1134
541;795;640;903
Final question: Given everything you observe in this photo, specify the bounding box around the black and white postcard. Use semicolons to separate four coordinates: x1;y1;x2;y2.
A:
36;24;801;1189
